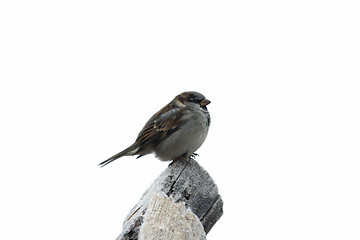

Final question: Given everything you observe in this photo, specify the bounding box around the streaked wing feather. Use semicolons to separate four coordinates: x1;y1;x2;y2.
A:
136;107;187;146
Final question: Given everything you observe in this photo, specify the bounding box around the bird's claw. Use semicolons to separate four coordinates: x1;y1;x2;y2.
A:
189;153;199;160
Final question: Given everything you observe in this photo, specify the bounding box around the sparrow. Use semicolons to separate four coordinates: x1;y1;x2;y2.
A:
99;91;211;167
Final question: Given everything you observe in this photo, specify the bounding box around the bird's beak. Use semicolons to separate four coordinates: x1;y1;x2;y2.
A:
200;98;211;107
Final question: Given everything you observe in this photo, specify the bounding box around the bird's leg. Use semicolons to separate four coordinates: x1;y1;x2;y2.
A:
170;155;190;166
170;153;200;166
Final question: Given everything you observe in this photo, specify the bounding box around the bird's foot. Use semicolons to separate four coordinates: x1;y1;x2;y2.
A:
170;155;191;166
189;153;199;160
170;153;199;166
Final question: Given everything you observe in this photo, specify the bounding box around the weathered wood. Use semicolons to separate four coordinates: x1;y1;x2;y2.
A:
116;158;223;240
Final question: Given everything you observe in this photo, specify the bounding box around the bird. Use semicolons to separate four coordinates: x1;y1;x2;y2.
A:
99;91;211;167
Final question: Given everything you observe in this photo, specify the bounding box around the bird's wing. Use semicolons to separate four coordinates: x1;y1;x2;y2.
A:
136;106;188;146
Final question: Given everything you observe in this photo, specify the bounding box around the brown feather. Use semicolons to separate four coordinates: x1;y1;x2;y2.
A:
136;106;188;147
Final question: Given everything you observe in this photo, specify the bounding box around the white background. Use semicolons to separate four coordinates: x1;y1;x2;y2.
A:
1;1;359;239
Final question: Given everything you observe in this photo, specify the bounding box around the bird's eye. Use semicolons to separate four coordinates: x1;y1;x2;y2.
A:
189;98;201;104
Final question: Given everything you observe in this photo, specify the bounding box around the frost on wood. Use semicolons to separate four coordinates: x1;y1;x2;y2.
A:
116;158;223;240
139;193;206;240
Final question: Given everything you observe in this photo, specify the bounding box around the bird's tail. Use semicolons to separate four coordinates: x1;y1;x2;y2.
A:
98;143;140;167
